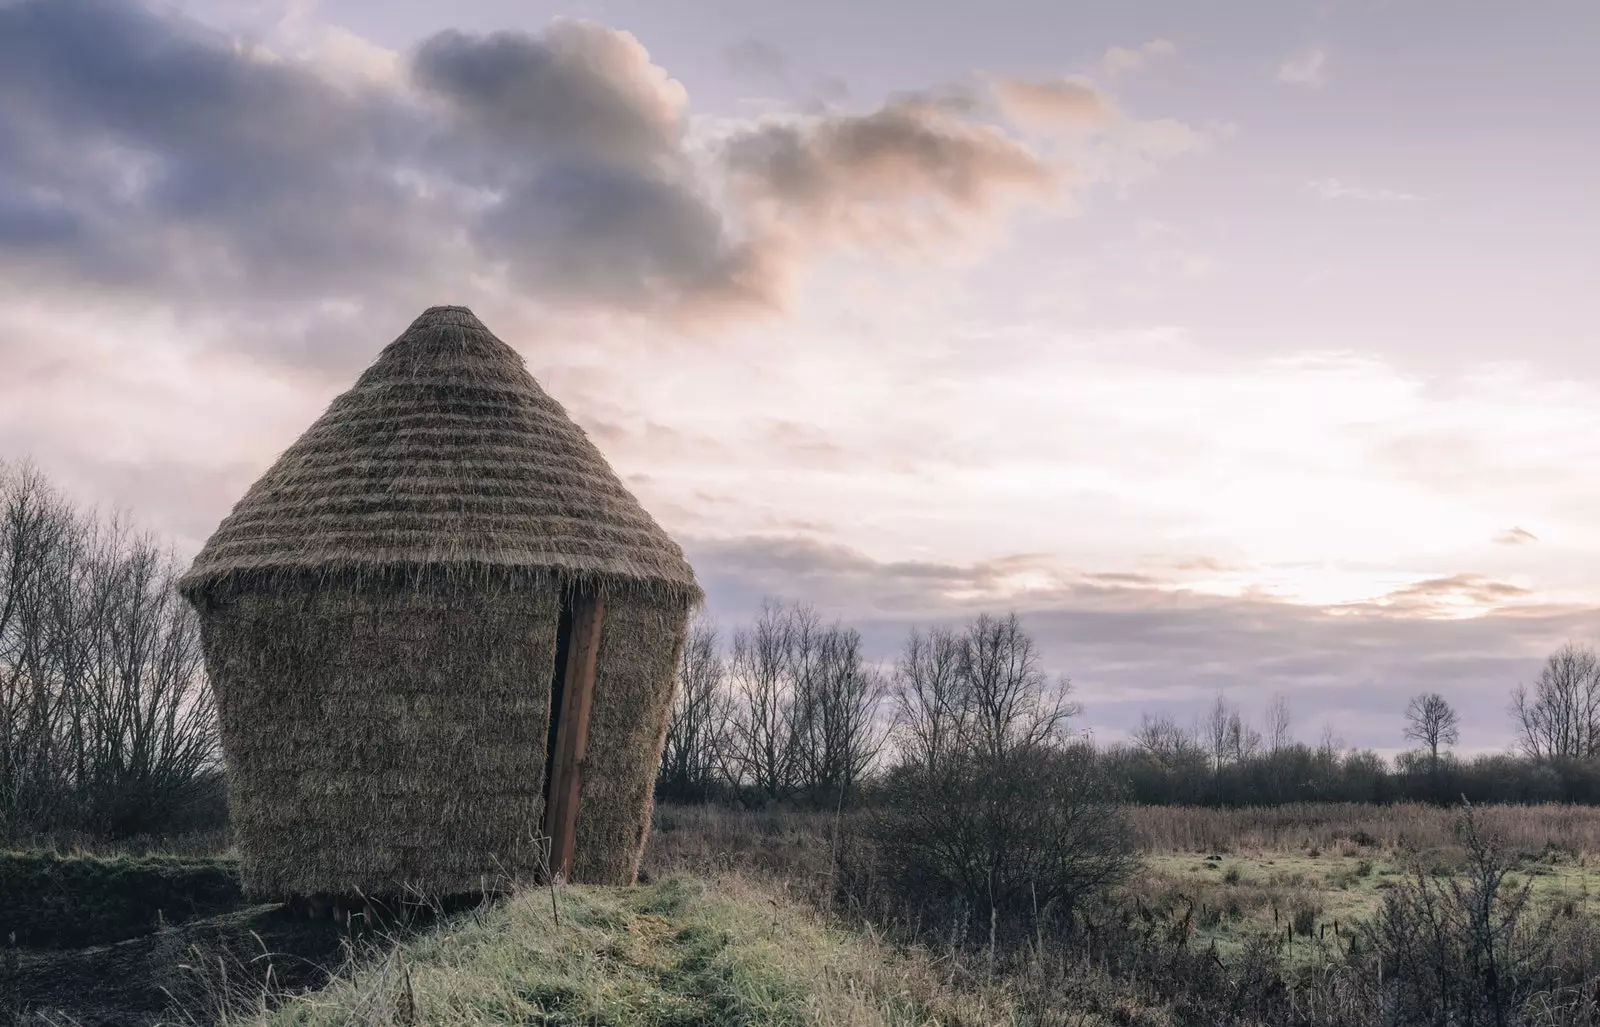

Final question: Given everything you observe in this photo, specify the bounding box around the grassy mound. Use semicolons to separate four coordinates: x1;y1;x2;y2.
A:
248;876;995;1027
0;850;242;949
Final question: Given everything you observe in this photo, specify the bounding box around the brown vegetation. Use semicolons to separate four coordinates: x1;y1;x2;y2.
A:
1128;802;1600;856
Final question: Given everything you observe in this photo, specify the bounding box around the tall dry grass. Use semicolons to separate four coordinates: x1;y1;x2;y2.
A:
1129;802;1600;856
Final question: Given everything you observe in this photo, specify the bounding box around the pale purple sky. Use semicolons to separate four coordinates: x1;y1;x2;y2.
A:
3;0;1597;754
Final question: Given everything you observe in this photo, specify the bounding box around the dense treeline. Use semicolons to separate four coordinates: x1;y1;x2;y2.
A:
658;602;1600;810
1102;733;1600;807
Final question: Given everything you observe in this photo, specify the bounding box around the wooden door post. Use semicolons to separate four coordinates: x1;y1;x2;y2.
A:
544;593;605;881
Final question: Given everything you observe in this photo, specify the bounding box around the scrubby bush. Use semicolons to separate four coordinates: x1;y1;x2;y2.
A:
1355;804;1600;1027
860;617;1136;940
865;742;1137;935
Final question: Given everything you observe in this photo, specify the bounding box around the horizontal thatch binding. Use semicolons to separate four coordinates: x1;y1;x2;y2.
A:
180;306;701;606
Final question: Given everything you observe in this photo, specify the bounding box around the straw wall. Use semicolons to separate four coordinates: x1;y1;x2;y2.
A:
198;579;561;899
572;598;691;885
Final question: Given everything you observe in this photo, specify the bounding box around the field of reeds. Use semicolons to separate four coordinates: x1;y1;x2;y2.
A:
1128;802;1600;856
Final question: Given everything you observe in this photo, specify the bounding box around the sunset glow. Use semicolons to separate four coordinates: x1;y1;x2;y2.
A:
3;0;1597;752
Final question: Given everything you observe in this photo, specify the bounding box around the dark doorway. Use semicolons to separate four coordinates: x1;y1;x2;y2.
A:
541;597;575;814
540;589;606;879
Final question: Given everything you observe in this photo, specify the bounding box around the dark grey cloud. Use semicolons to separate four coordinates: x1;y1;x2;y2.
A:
0;0;431;302
684;534;1597;751
413;23;684;166
0;0;1084;378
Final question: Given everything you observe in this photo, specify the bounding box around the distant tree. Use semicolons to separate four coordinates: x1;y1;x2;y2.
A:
721;601;802;801
959;613;1079;759
791;618;886;807
657;616;731;801
1132;713;1197;763
1511;643;1600;761
1204;693;1260;771
1265;692;1294;750
1403;692;1461;771
891;625;965;770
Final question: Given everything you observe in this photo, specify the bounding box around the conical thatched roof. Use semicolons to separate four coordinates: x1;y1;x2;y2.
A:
181;306;699;603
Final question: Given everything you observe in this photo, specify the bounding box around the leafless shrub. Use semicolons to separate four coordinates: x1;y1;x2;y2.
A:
865;614;1130;939
0;460;217;840
714;601;888;807
657;616;732;802
1360;804;1600;1027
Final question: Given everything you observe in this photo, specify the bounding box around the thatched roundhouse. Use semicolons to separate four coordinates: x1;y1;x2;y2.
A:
180;306;700;901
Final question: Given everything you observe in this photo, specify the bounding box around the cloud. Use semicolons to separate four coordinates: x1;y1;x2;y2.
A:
1307;178;1423;202
411;23;689;166
1277;47;1328;87
1495;527;1539;545
0;0;440;304
990;76;1111;134
1368;574;1532;616
686;533;1595;749
0;0;1171;362
1100;39;1177;77
722;94;1062;254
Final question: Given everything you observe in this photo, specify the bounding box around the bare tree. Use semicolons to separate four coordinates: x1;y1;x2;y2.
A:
891;625;965;769
959;612;1079;759
658;616;731;801
870;614;1129;932
1265;692;1294;751
1133;713;1197;764
721;601;801;801
792;622;887;806
1512;643;1600;761
1403;692;1460;770
0;461;216;838
1317;722;1345;760
1204;693;1260;770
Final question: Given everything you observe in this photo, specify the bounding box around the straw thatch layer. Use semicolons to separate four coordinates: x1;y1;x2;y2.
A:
180;306;700;606
183;304;701;899
200;578;561;899
572;599;690;885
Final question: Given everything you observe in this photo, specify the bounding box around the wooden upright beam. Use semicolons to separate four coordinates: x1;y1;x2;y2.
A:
543;594;605;881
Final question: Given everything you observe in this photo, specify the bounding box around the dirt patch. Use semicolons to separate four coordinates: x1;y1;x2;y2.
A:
0;851;243;949
5;903;350;1026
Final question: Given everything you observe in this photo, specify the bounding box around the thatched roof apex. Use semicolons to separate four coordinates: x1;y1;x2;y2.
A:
181;305;700;603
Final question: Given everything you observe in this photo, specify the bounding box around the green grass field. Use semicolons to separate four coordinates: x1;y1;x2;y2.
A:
1140;849;1600;960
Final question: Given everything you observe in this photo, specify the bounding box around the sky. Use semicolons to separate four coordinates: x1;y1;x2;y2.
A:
2;0;1598;755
